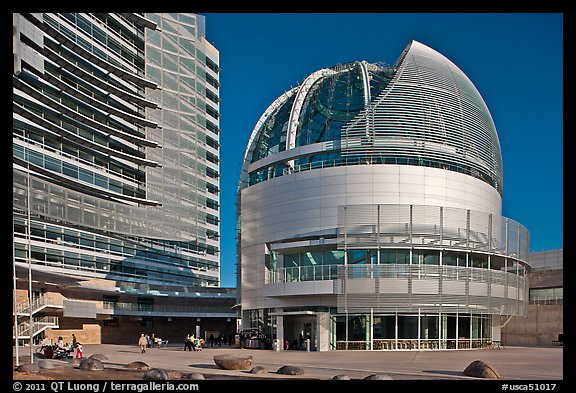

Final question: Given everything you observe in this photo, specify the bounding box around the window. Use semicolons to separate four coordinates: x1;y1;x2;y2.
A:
205;57;220;73
103;295;118;309
206;136;219;149
205;74;220;89
412;250;439;265
206;105;220;120
205;89;220;104
205;120;219;135
137;297;153;312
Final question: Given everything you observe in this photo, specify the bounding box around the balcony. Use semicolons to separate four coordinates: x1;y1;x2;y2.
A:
99;301;236;318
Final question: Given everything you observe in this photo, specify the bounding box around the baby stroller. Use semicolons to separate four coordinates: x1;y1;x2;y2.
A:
53;346;72;359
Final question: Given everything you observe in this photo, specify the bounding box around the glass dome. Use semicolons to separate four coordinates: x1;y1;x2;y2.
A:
242;40;503;194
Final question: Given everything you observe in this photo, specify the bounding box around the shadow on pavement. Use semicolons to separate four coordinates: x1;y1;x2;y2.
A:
422;370;467;377
188;363;220;370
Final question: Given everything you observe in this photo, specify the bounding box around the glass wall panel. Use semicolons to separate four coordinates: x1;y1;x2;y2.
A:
412;250;440;265
348;315;366;341
420;315;439;339
443;251;466;266
380;249;410;264
323;250;344;265
398;316;418;339
482;316;491;339
373;316;395;339
490;255;506;271
457;315;470;339
472;316;480;339
284;253;299;268
335;315;346;341
347;249;369;264
301;251;322;266
470;253;488;268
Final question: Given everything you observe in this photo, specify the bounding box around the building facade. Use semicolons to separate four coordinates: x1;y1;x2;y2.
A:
237;40;530;351
501;249;563;346
12;13;234;346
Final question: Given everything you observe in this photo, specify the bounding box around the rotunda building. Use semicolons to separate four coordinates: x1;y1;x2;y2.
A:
237;40;529;351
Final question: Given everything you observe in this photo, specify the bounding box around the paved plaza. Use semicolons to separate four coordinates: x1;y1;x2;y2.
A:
15;344;563;381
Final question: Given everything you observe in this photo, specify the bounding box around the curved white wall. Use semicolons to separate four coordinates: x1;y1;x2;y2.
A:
240;164;502;310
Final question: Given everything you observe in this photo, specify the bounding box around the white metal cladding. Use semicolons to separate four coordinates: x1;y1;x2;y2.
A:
341;40;503;194
240;88;297;186
335;264;527;316
338;204;529;263
286;68;337;153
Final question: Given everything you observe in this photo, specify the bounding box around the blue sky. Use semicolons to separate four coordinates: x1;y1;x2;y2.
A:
202;13;563;288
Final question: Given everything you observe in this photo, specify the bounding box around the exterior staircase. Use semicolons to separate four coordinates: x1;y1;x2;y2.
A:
15;316;60;340
13;295;63;343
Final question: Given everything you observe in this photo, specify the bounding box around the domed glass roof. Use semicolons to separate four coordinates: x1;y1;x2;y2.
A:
242;40;503;195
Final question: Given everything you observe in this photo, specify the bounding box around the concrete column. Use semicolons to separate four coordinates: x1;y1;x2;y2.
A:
316;312;330;352
492;317;501;342
276;314;284;350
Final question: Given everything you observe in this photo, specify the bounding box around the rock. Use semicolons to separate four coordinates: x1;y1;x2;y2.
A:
183;373;205;380
17;363;40;372
143;368;169;380
89;354;109;361
37;360;55;369
363;373;394;380
249;366;267;374
332;374;351;380
213;354;253;370
79;358;105;371
277;365;305;375
125;361;150;370
166;371;183;379
463;360;500;379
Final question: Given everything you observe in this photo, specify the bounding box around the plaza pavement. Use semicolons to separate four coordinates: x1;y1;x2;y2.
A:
31;343;563;380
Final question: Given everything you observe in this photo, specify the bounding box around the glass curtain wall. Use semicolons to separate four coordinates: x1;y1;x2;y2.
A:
333;313;492;350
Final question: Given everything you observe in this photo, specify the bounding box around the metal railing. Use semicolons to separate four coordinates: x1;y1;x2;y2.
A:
14;295;63;315
529;297;563;305
15;316;59;338
101;301;234;315
268;263;520;284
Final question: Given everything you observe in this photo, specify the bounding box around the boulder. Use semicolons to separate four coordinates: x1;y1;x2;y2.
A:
183;373;205;380
249;366;267;374
213;354;253;370
277;365;305;375
78;358;105;371
166;371;183;379
125;361;150;370
332;374;351;380
17;363;40;372
463;360;500;379
37;360;55;369
143;368;169;380
89;354;109;361
363;373;394;380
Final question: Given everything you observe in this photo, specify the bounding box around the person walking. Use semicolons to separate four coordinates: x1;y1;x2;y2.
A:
72;333;77;349
75;342;83;359
138;333;147;353
190;334;197;351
